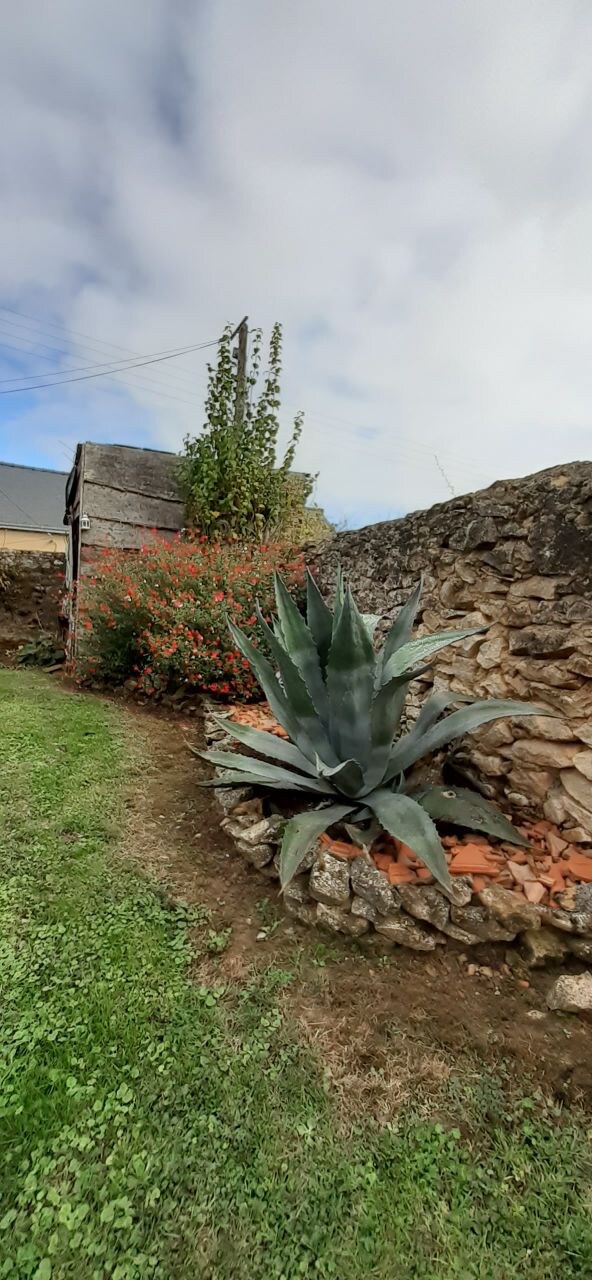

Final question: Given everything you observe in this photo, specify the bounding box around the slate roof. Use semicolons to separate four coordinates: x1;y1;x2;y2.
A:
0;462;68;533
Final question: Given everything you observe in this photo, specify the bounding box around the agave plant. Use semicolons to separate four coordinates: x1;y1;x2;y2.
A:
198;570;549;891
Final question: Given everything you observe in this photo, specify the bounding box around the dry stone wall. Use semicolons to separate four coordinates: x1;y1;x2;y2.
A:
311;463;592;842
0;550;65;660
203;709;592;963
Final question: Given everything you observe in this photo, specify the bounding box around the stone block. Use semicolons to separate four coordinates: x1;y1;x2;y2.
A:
236;840;275;869
237;815;285;847
350;855;395;913
517;715;577;742
547;972;592;1015
316;902;368;937
375;914;438;950
396;884;450;931
560;769;592;816
505;740;578;770
520;928;569;967
283;878;318;926
309;852;351;907
449;904;517;942
477;884;542;932
574;751;592;781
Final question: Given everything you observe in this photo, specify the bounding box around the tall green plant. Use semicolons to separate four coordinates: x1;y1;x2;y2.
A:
180;323;310;538
196;571;552;891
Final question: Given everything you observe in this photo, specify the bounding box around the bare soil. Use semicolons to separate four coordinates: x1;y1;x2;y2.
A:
111;696;592;1116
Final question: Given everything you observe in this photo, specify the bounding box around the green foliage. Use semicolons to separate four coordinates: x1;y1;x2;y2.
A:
1;671;591;1279
179;323;315;540
16;632;65;668
199;571;548;889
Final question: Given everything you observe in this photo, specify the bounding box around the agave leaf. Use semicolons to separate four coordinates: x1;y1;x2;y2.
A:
279;803;356;889
326;587;375;767
364;674;412;790
344;818;381;850
273;573;329;723
197;771;318;792
305;569;333;673
379;579;423;678
227;618;319;762
386;698;552;779
198;747;334;793
413;688;472;737
315;754;366;798
254;606;338;765
334;565;345;614
413;785;529;846
362;614;381;641
210;714;322;778
383;627;487;683
366;788;451;889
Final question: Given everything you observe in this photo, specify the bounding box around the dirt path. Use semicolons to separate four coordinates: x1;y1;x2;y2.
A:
119;700;592;1114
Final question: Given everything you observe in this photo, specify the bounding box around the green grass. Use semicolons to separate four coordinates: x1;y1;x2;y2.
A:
1;669;591;1280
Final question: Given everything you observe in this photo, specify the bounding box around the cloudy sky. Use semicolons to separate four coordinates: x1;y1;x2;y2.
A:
0;1;591;527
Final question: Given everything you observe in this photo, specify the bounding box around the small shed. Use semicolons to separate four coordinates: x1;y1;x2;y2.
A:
64;441;184;649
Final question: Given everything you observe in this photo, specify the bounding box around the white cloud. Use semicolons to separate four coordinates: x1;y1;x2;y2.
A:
0;0;591;524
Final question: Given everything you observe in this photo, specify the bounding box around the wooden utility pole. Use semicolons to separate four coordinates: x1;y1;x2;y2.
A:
231;315;248;428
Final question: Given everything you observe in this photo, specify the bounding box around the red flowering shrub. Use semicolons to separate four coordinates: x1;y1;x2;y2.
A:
75;534;304;699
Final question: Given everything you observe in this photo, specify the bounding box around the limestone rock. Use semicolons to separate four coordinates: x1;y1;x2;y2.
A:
508;768;554;803
543;789;568;825
561;769;592;816
316;902;369;937
574;751;592;781
350;854;395;913
567;937;592;962
236;840;275;869
520;928;569;968
475;721;514;750
476;634;506;670
547;972;592;1015
437;875;473;908
375;914;438;951
309;852;351;907
560;791;592;835
283;878;318;926
539;907;575;934
351;895;380;923
506;740;578;769
238;815;284;847
449;904;517;942
477;884;542;932
562;827;592;844
216;785;254;815
519;715;577;742
396;884;450;931
508;626;575;658
471;749;508;777
558;884;592;935
507;576;564;600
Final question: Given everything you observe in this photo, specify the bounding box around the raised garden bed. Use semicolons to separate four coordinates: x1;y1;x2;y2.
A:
204;702;592;966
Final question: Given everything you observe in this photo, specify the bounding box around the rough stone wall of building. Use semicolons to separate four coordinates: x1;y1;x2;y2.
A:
0;550;65;659
311;463;592;842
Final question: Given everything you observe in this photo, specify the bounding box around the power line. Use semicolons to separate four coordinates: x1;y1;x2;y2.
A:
0;334;200;407
0;336;220;396
0;330;214;385
0;306;206;397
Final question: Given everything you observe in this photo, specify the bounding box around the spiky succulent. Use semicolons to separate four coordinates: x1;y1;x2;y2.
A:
198;570;549;891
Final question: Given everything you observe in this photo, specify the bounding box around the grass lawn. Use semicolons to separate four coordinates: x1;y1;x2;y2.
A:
1;669;591;1280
